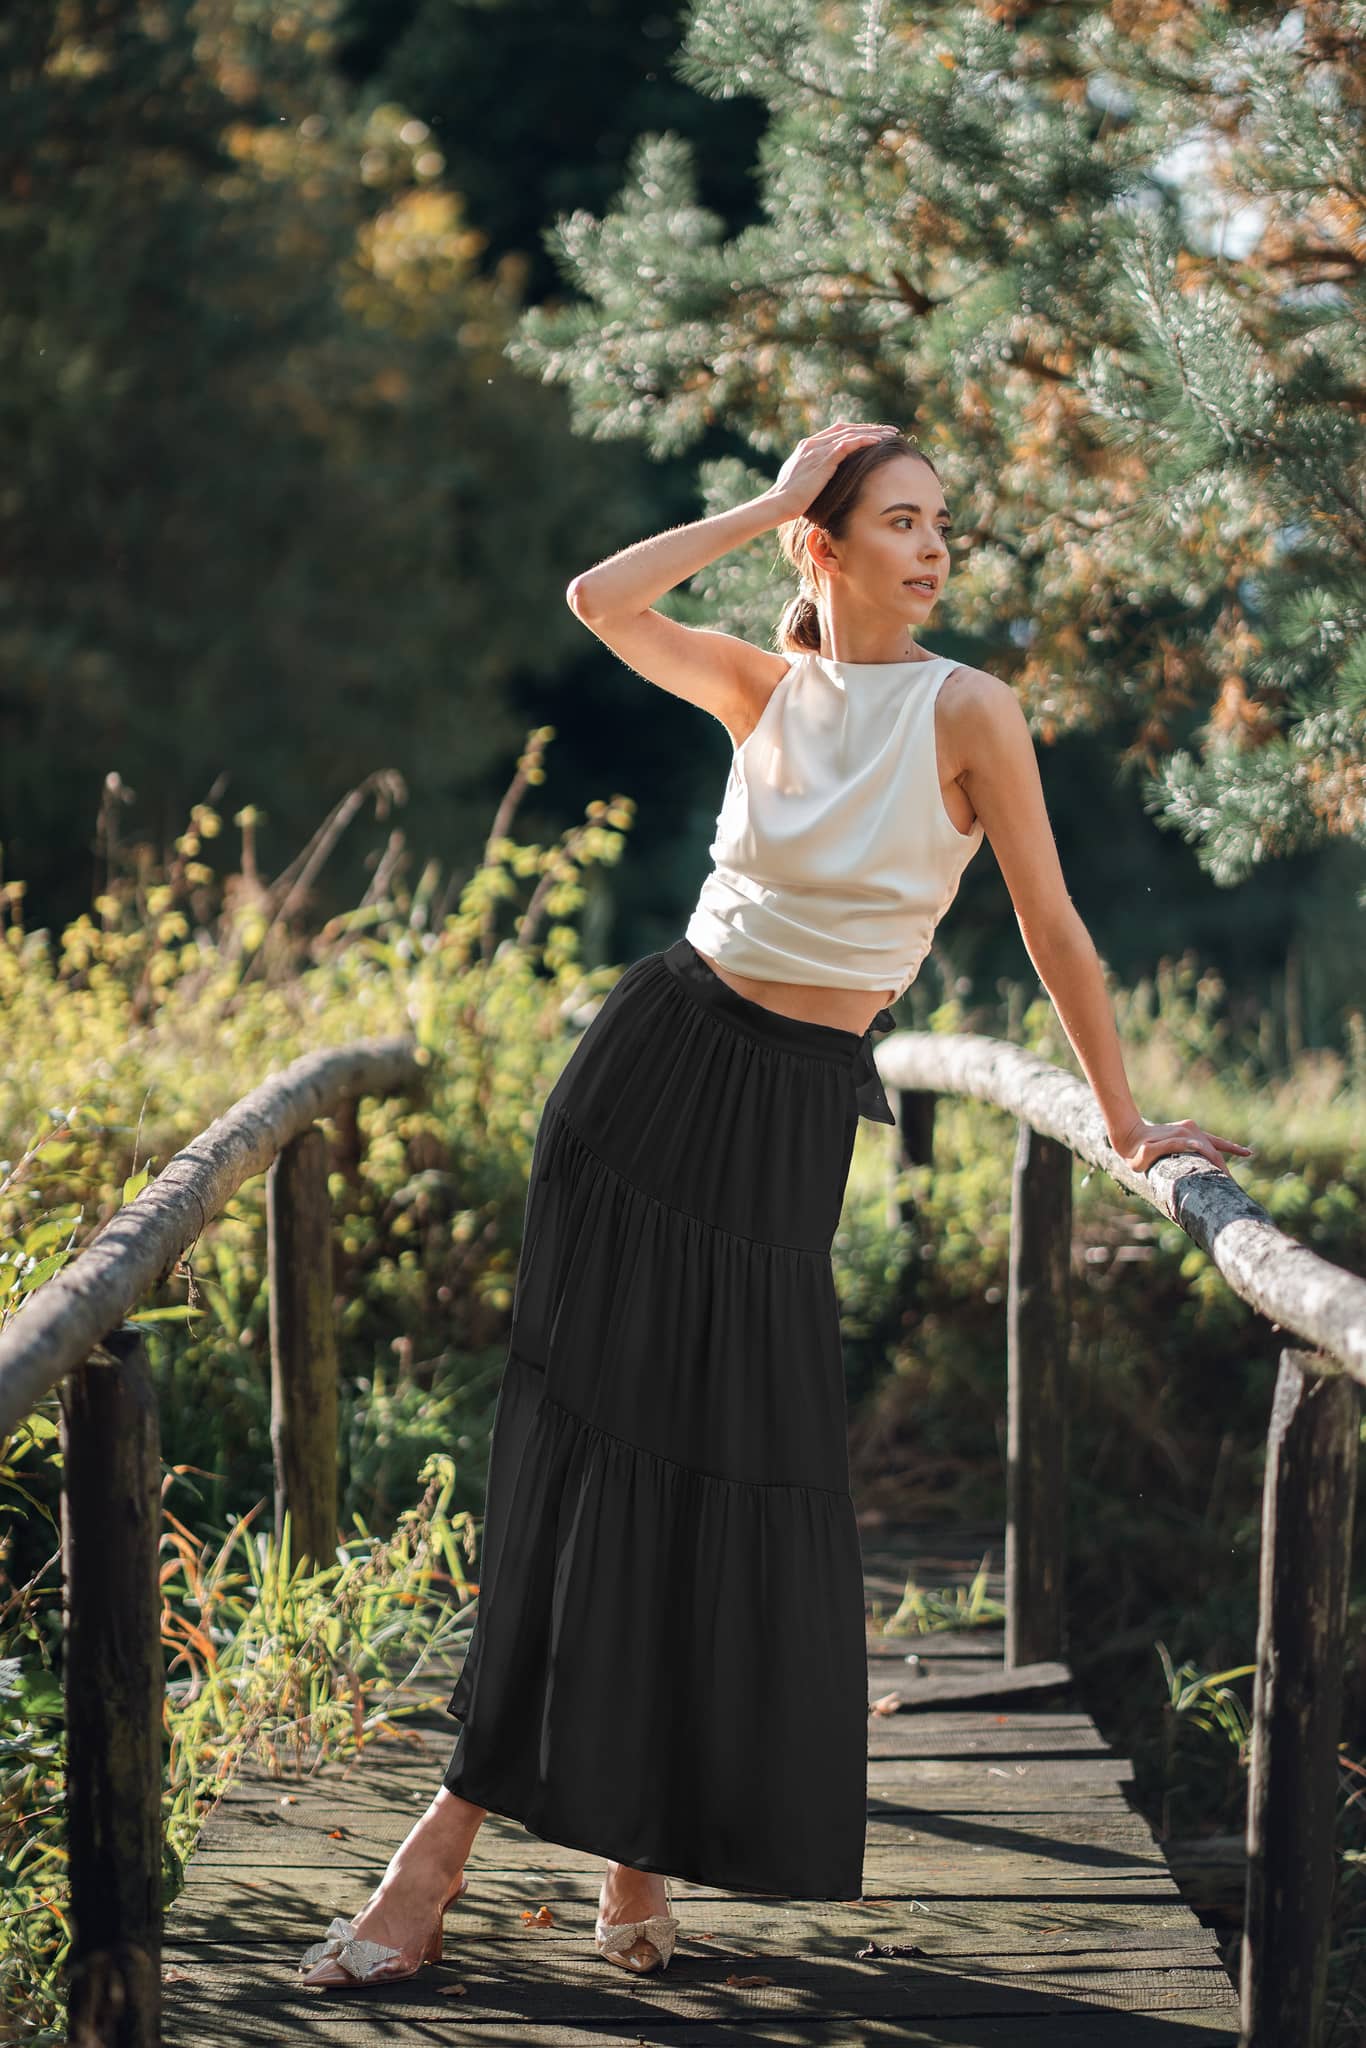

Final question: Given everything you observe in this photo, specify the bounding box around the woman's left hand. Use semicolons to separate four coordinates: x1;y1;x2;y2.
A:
1109;1115;1254;1177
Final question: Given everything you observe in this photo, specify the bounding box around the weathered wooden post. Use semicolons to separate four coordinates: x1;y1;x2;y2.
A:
1241;1347;1358;2048
330;1091;363;1191
267;1123;338;1571
1005;1119;1071;1668
60;1323;163;2048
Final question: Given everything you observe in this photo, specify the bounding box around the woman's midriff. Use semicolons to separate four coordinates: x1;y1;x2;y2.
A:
689;948;896;1035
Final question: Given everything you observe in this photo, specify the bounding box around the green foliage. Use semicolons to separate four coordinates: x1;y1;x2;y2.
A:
869;1555;1005;1641
1158;1640;1255;1769
342;0;771;302
1;1430;479;2039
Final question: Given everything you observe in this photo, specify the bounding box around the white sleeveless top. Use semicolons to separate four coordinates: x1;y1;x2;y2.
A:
684;650;983;1004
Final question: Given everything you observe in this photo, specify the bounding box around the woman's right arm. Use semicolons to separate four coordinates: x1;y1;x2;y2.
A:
567;492;797;741
566;422;898;740
568;492;790;623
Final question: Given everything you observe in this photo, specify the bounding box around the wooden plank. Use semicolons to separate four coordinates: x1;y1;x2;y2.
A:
869;1661;1073;1708
161;1947;1239;2029
867;1627;1007;1662
859;1521;1006;1564
157;2015;1236;2048
865;1714;1115;1758
218;1775;1138;1822
867;1755;1135;1790
167;1894;1225;1956
161;2014;1241;2046
180;1806;1175;1878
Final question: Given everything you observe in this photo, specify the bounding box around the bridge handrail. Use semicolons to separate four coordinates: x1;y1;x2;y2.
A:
876;1026;1366;1381
0;1034;424;1440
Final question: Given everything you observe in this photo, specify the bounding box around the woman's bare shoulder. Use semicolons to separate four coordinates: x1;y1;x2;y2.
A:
570;605;793;741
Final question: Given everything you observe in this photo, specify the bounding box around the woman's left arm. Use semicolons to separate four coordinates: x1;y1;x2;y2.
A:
950;670;1253;1179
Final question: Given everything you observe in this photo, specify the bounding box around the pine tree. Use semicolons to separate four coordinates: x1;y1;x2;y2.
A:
509;0;1366;905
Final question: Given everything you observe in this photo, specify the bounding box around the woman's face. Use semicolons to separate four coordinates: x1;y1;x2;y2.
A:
818;454;952;620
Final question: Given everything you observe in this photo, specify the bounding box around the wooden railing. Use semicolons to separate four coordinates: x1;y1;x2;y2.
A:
873;1026;1366;2048
0;1036;425;2048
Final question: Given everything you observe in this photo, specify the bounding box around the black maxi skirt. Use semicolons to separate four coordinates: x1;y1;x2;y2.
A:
441;935;899;1900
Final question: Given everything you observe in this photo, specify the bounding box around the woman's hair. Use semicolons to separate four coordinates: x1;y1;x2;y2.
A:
773;432;942;653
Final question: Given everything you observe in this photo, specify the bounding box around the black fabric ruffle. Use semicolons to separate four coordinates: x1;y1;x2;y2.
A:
441;940;877;1899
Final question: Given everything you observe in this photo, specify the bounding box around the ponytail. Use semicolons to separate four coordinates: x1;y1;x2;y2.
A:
774;586;822;653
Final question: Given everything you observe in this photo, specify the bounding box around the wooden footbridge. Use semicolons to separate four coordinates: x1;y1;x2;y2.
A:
1;1021;1362;2043
152;1521;1240;2044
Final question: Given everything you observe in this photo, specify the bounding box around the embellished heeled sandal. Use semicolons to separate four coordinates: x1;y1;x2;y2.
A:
593;1873;678;1974
299;1871;470;1989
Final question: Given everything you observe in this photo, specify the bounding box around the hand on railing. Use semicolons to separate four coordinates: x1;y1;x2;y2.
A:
1109;1115;1254;1178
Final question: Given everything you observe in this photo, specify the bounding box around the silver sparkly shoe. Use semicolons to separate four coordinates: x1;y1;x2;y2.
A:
593;1873;678;1974
298;1872;468;1989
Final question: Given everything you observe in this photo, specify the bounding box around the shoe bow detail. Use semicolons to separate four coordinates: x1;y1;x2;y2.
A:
299;1915;404;1979
593;1911;679;1969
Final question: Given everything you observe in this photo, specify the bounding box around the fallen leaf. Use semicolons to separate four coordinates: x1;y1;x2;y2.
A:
724;1973;774;1987
439;1983;469;1997
161;1968;195;1983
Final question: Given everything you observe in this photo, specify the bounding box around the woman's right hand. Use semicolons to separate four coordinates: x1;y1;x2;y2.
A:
768;420;901;518
1109;1115;1254;1177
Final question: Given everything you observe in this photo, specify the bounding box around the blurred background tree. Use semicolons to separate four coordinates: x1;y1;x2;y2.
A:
331;0;772;301
0;0;654;921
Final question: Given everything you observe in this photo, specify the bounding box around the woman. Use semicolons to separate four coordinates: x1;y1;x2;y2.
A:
300;421;1251;1989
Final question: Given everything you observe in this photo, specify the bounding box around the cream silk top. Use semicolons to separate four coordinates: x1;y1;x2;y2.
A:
684;650;983;1004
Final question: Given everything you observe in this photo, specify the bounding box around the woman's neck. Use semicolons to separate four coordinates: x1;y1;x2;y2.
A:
816;628;929;663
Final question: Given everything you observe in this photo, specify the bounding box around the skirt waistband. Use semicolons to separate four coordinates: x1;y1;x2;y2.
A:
661;938;897;1126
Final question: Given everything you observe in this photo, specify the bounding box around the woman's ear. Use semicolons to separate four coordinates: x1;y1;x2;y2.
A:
803;527;837;583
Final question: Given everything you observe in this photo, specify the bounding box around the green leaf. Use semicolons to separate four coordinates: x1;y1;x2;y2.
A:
18;1252;71;1294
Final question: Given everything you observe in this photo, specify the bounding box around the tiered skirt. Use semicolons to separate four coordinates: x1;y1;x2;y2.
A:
441;935;899;1899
